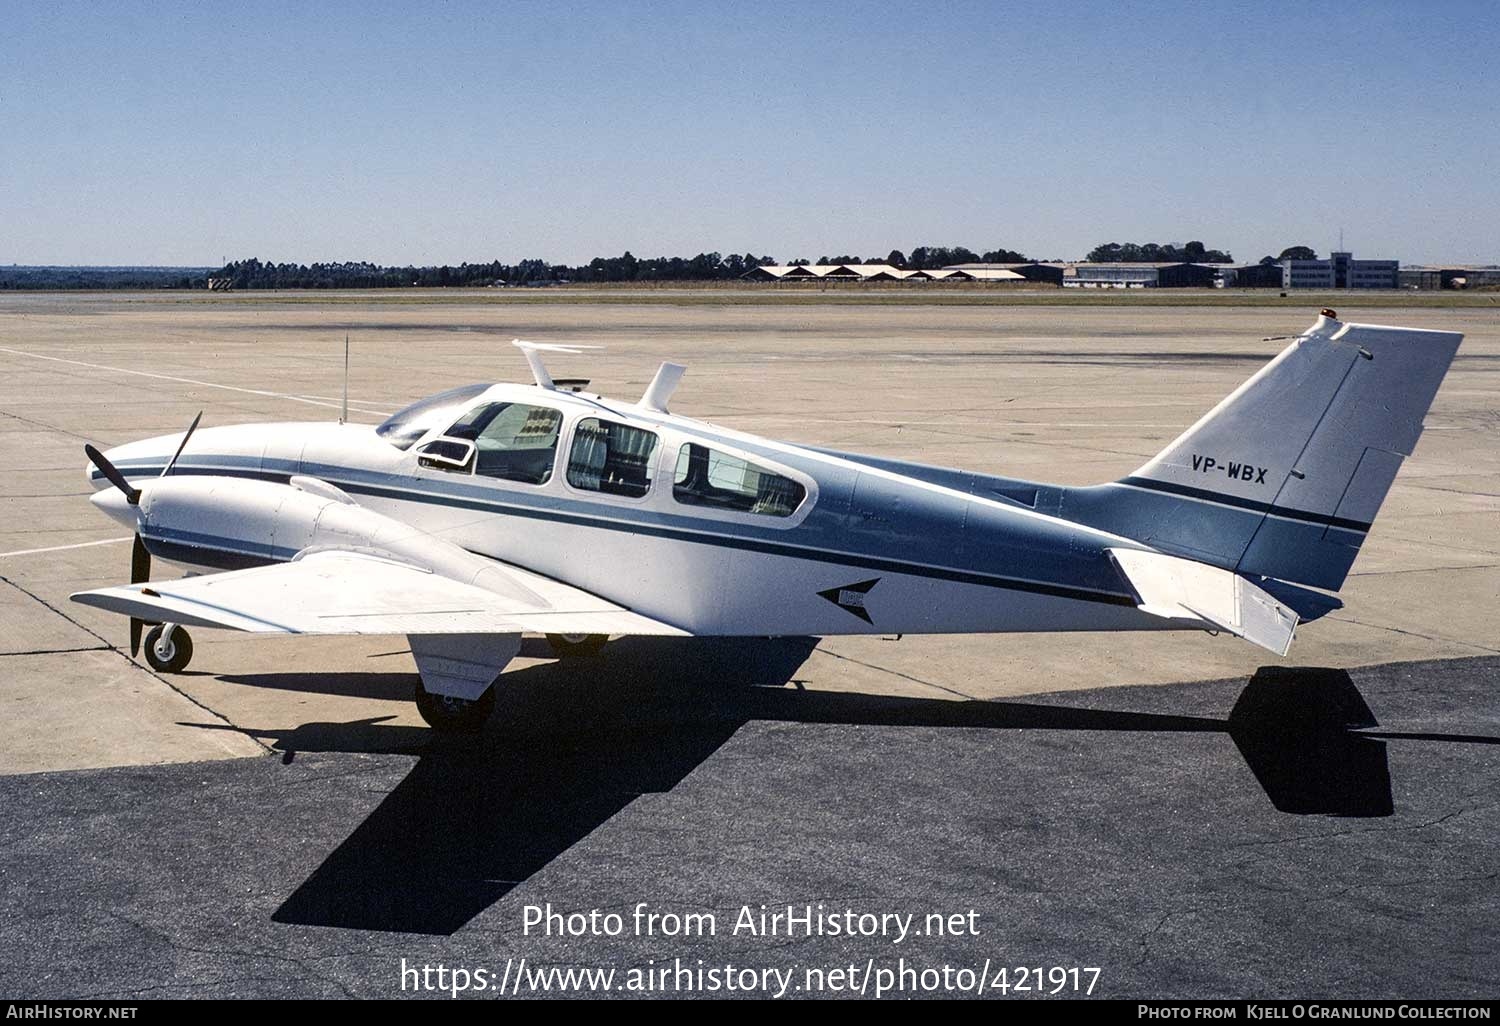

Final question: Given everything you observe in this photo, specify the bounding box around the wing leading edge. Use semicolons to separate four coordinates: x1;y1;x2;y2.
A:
70;549;688;638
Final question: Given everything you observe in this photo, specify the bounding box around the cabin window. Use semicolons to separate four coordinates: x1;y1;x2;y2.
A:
566;418;659;498
672;443;806;517
443;402;563;484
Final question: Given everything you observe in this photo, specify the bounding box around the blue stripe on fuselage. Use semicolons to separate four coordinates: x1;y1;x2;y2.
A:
102;455;1137;607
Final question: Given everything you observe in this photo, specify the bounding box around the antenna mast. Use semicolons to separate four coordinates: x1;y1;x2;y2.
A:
340;334;349;424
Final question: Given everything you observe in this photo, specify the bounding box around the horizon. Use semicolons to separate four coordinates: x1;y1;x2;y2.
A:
3;2;1497;266
10;246;1499;272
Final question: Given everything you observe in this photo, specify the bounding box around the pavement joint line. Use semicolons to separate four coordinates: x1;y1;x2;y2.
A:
0;572;115;649
1375;531;1500;558
0;407;99;444
0;571;271;755
1405;483;1500;500
1324;613;1500;656
0;645;113;656
1349;562;1500;578
809;646;981;701
0;344;394;415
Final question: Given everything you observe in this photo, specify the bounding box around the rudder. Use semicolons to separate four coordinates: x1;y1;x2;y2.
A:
1114;312;1461;590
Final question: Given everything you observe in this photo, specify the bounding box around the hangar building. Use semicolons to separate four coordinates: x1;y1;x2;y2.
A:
1062;262;1224;288
943;262;1067;285
742;263;1024;283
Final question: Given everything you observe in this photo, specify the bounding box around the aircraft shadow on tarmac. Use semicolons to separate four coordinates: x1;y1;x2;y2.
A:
189;638;1497;936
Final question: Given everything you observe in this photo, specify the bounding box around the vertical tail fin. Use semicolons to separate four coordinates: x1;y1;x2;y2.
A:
1105;313;1461;590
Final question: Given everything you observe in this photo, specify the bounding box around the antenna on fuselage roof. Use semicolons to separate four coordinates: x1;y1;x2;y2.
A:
512;339;601;391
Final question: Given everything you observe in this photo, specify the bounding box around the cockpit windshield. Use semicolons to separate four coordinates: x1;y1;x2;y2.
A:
375;383;490;450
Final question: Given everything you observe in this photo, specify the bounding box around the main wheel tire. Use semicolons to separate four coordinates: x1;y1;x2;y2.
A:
546;632;608;658
143;624;193;673
414;678;496;733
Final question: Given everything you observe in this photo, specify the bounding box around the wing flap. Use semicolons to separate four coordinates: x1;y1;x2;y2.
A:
1108;547;1299;656
71;549;687;638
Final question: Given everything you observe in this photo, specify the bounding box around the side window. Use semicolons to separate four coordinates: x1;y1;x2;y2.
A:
672;443;807;517
567;418;660;498
444;402;563;485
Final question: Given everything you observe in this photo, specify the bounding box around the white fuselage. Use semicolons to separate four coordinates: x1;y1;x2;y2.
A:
89;382;1171;639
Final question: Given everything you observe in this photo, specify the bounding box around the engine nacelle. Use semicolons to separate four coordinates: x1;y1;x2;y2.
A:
137;476;540;602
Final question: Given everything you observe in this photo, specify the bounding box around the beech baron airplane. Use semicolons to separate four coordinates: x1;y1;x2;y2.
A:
74;313;1461;731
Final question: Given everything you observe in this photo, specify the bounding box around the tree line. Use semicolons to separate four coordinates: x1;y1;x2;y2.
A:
188;248;1039;289
0;266;209;290
4;240;1320;290
1084;241;1234;263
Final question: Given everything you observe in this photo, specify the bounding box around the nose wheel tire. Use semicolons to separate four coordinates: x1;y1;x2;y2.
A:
414;678;496;733
546;633;608;658
142;624;193;673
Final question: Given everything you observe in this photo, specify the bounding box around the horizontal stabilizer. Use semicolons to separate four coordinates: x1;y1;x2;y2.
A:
1108;547;1299;656
1254;577;1343;623
72;549;688;638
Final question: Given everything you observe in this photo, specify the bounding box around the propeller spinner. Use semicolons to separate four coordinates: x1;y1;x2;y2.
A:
83;411;201;658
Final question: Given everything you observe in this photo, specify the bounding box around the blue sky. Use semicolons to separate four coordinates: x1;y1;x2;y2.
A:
2;1;1496;265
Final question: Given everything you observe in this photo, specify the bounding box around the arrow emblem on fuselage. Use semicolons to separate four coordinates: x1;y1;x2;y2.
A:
818;578;880;624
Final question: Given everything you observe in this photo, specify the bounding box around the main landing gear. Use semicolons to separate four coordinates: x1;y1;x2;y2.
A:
408;632;519;734
414;676;496;733
546;632;608;658
142;623;193;673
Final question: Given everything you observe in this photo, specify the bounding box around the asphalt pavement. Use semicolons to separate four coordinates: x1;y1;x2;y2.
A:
2;645;1495;999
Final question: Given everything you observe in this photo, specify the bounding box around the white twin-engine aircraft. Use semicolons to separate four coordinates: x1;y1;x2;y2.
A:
75;312;1461;731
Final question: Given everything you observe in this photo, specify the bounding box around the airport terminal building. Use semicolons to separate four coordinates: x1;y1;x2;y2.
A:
1282;251;1398;289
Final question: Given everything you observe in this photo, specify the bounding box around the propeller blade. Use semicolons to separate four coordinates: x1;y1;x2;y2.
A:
129;535;150;659
160;411;203;478
131;534;151;583
84;445;141;505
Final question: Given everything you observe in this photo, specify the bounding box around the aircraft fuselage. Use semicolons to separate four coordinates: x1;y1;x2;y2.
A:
88;382;1164;640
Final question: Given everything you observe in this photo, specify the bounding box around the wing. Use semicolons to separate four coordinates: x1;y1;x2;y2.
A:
1107;547;1299;656
70;549;687;637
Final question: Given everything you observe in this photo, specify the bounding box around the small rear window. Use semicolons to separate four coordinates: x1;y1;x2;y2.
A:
672;443;806;517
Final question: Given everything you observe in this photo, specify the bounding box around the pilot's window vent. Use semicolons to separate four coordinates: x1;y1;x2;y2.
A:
567;418;660;498
672;443;807;517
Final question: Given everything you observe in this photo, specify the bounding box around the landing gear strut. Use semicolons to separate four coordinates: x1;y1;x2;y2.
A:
414;676;496;733
142;623;193;673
